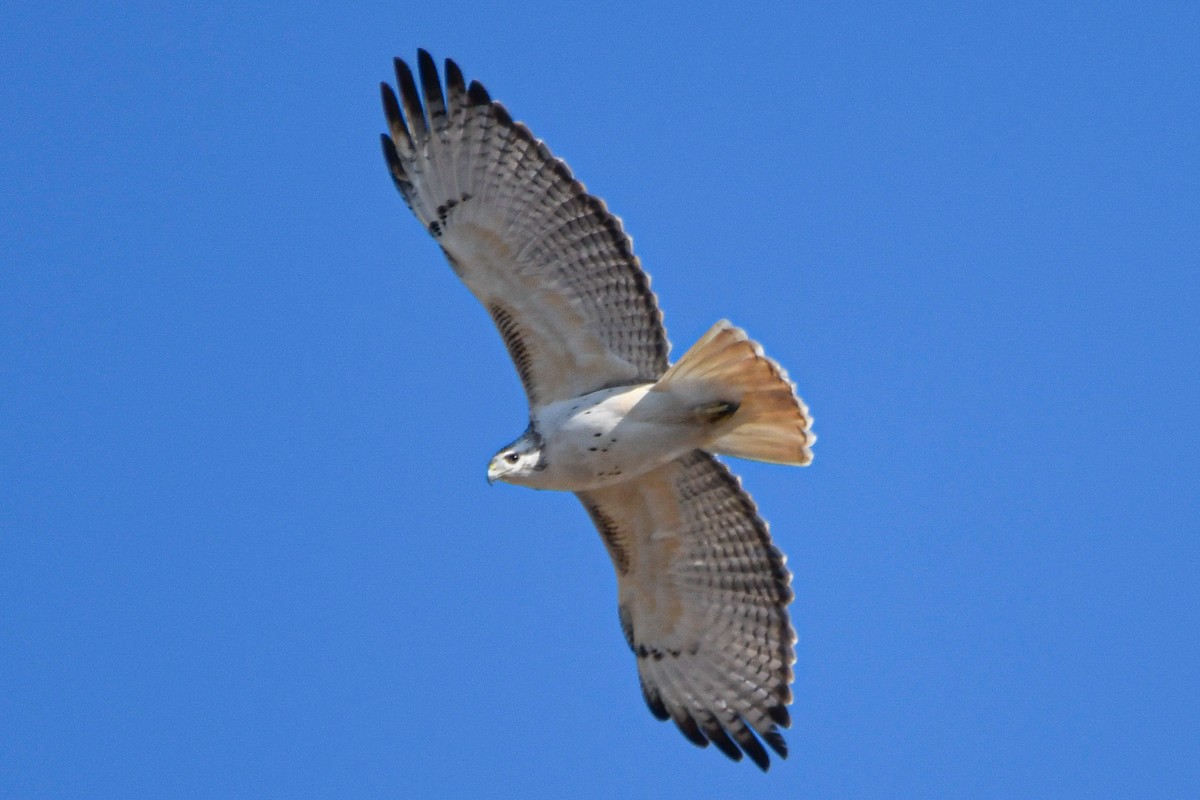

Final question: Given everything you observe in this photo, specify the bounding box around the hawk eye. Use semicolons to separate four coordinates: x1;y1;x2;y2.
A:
504;452;520;464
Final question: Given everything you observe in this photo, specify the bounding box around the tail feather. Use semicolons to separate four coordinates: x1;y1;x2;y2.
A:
657;321;814;466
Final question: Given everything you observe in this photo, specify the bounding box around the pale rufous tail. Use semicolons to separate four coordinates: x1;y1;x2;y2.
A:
656;321;814;466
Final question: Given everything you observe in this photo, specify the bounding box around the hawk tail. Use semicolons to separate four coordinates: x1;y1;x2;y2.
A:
658;321;814;466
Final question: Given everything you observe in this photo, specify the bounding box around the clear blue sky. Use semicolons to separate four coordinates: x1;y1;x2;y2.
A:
2;2;1197;797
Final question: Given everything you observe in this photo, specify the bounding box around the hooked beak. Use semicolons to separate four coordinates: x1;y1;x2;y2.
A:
486;461;499;486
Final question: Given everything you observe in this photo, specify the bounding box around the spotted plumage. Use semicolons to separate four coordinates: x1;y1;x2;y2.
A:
380;50;815;771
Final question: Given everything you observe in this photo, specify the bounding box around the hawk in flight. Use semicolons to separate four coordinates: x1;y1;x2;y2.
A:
380;51;814;771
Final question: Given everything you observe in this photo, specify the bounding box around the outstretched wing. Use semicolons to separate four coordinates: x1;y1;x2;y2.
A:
576;451;796;771
380;51;670;407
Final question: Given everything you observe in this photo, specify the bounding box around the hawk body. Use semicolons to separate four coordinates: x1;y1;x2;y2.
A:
381;51;814;771
501;383;732;492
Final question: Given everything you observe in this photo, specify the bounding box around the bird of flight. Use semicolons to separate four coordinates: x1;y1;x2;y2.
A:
380;51;814;771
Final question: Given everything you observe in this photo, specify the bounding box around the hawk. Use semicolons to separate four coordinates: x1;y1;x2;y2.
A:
380;51;814;771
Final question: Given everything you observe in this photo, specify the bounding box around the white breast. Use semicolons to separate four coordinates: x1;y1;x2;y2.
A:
531;385;705;491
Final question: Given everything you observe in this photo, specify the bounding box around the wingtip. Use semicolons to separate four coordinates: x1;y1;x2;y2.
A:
701;719;744;765
380;81;401;122
747;747;771;773
393;55;427;138
413;49;443;122
380;133;407;185
640;677;670;720
466;79;491;105
492;100;512;127
670;708;710;750
445;57;464;88
727;719;773;772
762;727;788;761
417;48;446;119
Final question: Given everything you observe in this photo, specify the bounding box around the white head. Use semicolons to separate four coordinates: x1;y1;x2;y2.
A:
487;429;545;486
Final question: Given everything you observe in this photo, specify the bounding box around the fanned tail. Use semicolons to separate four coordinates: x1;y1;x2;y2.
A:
656;321;814;466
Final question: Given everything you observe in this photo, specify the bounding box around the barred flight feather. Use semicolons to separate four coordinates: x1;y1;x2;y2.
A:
576;451;795;770
382;51;669;405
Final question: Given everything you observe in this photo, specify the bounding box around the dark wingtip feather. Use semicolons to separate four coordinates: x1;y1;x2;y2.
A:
731;724;771;772
700;717;744;764
379;134;406;184
445;58;465;94
416;47;435;78
380;82;403;129
392;55;410;83
769;703;791;728
466;79;491;105
762;728;789;760
416;48;446;122
393;56;427;138
671;709;710;750
640;678;669;720
442;58;467;118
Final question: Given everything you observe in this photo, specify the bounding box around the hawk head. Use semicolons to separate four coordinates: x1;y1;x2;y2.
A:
487;429;545;486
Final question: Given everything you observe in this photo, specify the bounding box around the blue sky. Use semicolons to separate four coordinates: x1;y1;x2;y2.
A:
2;2;1197;797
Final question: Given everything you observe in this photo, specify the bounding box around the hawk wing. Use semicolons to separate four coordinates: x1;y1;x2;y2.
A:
576;451;796;771
380;51;670;407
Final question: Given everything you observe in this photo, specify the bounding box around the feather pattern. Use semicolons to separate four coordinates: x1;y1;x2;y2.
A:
576;451;795;771
382;52;803;772
381;51;669;406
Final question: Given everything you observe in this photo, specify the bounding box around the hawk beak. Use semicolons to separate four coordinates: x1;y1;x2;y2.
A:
486;462;498;486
